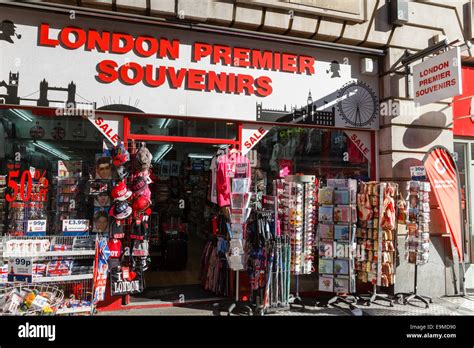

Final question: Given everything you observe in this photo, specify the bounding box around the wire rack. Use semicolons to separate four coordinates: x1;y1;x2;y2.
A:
0;282;64;316
1;236;97;315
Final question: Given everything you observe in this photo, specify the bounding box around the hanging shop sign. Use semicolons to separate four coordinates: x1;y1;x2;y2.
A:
241;124;273;156
413;47;462;106
0;5;379;130
423;146;463;261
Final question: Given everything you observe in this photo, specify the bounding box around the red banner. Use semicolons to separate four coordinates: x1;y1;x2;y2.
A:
423;146;463;261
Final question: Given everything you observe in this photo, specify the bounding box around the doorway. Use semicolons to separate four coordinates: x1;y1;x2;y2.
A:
124;116;240;304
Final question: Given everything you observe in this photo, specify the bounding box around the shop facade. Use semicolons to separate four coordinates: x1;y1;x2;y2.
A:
453;65;474;290
0;1;471;313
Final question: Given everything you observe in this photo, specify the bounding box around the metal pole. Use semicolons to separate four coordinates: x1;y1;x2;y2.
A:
235;270;239;302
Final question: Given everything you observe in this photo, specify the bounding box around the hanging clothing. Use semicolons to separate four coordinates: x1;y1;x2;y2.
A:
208;148;227;204
270;143;283;172
216;151;251;207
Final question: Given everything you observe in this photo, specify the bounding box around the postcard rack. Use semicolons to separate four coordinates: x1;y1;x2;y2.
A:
317;179;358;308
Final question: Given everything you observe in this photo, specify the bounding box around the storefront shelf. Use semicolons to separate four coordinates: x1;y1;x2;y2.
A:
3;250;96;258
56;306;92;315
33;274;93;283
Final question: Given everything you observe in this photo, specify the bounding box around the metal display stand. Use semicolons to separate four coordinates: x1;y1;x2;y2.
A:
227;270;253;315
284;175;316;312
395;264;432;308
2;235;98;315
360;182;396;307
323;180;359;309
395;181;432;308
289;274;305;310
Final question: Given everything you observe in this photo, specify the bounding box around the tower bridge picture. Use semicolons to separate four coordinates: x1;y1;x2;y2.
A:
0;71;96;109
256;91;335;127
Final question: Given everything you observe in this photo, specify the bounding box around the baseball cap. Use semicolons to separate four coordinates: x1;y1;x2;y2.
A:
132;196;151;213
131;176;148;195
109;201;132;220
111;181;132;201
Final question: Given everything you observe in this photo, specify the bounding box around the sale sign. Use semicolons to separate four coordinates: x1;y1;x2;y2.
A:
423;146;463;261
241;124;273;156
87;114;120;146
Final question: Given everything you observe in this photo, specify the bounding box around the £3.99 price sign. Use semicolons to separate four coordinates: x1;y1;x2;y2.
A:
5;168;49;203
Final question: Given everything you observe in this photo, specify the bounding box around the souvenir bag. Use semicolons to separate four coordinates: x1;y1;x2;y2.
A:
109;263;145;296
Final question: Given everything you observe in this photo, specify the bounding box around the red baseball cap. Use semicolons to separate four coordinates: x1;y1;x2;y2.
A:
111;181;132;201
132;196;151;213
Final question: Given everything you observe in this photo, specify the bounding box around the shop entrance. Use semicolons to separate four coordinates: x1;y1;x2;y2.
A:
124;116;240;304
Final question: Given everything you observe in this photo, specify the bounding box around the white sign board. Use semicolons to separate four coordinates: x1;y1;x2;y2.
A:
413;47;462;106
241;124;273;156
63;219;89;233
27;220;47;233
410;166;427;180
8;257;33;282
0;5;379;130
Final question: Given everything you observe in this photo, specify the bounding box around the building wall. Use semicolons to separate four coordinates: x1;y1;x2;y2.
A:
35;0;474;296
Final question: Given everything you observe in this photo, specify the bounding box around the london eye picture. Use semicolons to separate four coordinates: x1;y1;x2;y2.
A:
337;81;378;128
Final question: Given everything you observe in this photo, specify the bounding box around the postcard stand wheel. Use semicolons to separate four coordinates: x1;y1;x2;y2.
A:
328;293;358;309
394;265;431;308
363;284;394;307
288;275;305;311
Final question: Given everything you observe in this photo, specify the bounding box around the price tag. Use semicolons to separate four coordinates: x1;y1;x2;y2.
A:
63;219;89;236
27;220;47;236
410;166;426;181
8;257;33;283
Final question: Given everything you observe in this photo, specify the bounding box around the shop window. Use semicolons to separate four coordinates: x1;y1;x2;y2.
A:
129;116;237;140
0;108;115;235
254;127;370;193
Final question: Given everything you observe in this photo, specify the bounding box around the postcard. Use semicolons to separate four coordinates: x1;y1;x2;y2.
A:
319;275;334;292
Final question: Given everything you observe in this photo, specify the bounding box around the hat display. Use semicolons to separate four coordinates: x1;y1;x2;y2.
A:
131;176;148;195
109;201;132;220
135;144;152;171
111;181;132;201
132;196;151;213
111;142;130;167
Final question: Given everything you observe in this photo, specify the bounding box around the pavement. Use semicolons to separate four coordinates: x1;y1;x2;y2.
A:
99;295;474;316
